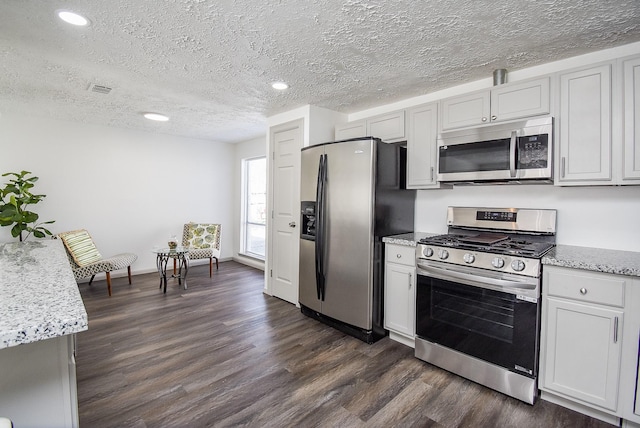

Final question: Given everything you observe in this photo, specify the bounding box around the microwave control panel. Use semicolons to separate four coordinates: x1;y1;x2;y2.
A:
518;134;548;168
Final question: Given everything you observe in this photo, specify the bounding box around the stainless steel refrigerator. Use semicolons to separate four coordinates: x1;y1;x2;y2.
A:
299;137;415;343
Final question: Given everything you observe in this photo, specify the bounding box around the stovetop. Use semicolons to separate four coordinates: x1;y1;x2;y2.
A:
416;207;557;277
418;233;555;258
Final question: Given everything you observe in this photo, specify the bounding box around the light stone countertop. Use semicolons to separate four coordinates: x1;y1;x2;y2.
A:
542;244;640;277
382;232;439;247
384;233;640;278
0;239;88;349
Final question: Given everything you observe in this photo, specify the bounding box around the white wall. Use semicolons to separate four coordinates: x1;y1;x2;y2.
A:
232;136;267;269
0;113;235;277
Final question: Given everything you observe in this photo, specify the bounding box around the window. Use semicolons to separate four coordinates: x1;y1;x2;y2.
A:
241;156;266;259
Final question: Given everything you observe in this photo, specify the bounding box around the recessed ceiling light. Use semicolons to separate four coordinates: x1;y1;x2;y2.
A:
143;113;170;122
272;82;289;90
57;10;90;26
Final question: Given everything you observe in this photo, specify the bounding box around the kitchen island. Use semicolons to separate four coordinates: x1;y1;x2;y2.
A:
0;239;88;428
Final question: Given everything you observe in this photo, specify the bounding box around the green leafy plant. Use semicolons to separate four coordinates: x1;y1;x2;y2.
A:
0;170;55;241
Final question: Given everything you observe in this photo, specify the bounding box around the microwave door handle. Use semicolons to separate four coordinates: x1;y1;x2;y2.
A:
509;131;517;178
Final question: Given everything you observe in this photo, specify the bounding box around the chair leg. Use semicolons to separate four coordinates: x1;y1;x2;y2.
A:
106;272;112;296
209;257;213;278
89;275;96;285
127;266;133;284
215;257;219;270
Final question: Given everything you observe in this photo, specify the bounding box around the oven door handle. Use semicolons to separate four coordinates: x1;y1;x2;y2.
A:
417;263;538;293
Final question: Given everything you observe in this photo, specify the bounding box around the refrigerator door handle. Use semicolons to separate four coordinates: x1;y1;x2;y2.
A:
320;153;328;300
315;153;326;301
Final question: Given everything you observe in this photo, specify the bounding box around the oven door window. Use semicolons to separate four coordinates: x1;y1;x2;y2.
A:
439;138;510;174
416;274;539;377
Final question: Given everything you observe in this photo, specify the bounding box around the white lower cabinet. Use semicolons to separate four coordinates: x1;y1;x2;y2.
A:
384;243;416;347
0;334;79;427
542;297;622;411
540;265;640;426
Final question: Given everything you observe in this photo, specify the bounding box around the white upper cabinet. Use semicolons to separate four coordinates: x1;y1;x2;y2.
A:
440;91;490;130
557;64;612;184
367;111;406;142
440;77;550;131
334;111;406;142
334;120;366;141
623;56;640;181
491;77;551;122
407;103;444;189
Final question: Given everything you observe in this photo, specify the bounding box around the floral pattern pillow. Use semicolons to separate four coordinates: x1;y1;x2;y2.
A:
184;223;221;250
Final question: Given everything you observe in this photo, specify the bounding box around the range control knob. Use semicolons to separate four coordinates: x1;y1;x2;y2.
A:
423;247;434;257
463;253;475;264
438;249;449;260
511;259;526;272
492;257;505;268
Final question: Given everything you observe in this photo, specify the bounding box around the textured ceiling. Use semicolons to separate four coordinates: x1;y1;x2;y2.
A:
1;0;639;143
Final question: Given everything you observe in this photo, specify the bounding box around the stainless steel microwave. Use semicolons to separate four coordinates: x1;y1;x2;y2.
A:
437;116;553;183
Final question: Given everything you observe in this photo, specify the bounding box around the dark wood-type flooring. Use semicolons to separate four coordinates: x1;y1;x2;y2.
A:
77;261;611;427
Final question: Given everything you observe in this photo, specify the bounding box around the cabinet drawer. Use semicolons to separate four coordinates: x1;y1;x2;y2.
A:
385;244;415;267
545;267;625;308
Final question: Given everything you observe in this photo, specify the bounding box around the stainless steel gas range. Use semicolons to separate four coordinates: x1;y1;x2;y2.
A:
415;206;557;404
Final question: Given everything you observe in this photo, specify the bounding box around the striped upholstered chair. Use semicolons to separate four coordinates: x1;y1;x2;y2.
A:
175;223;221;277
57;229;137;296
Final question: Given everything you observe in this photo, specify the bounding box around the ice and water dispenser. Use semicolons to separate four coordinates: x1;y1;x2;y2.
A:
300;201;316;241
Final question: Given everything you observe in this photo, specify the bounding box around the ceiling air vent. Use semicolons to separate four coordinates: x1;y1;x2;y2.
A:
88;83;112;95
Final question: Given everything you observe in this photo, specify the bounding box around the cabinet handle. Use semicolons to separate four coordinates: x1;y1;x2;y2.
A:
396;253;402;259
408;273;412;288
430;166;434;182
491;115;497;121
482;117;488;122
579;287;587;295
614;317;619;343
561;157;566;178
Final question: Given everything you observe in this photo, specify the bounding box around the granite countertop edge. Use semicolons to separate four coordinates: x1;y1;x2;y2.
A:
384;234;640;278
543;244;640;277
382;232;438;247
0;240;89;350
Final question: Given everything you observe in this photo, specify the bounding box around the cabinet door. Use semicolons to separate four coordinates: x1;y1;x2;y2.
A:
407;103;438;188
384;262;415;337
367;111;405;142
0;335;79;427
558;64;612;183
542;297;623;412
335;120;366;141
491;77;550;122
440;91;490;130
624;57;640;181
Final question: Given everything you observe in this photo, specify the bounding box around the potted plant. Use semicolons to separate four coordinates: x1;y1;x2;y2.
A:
0;170;55;241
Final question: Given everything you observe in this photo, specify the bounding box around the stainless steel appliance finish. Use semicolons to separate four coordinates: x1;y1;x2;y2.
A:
299;137;415;343
437;116;553;183
415;206;557;404
636;343;640;416
415;340;537;403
